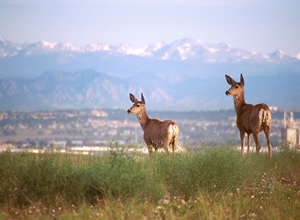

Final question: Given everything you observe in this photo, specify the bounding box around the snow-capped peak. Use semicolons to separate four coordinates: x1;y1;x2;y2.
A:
55;42;81;52
0;37;298;64
85;43;110;52
40;41;57;49
270;50;285;59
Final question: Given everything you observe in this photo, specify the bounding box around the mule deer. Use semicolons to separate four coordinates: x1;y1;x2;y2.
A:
225;74;272;157
127;93;180;155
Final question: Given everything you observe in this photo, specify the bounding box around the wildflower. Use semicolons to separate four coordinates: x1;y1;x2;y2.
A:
156;206;163;210
251;195;255;199
159;199;170;204
90;205;93;209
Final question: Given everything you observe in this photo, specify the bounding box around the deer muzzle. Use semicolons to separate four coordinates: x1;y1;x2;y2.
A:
225;90;231;96
127;109;132;114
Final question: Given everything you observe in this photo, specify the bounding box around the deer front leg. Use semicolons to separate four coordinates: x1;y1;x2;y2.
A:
253;132;261;154
155;147;159;155
240;132;245;156
247;133;252;154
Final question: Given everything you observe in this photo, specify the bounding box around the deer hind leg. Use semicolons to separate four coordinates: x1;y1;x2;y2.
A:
247;133;252;154
171;137;177;155
253;132;261;154
162;140;170;156
240;132;245;156
264;126;272;158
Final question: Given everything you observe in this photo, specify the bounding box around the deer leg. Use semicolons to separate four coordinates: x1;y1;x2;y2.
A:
147;145;153;156
264;126;272;158
155;147;159;156
253;132;261;154
240;132;245;156
247;133;251;154
162;141;170;156
172;138;177;155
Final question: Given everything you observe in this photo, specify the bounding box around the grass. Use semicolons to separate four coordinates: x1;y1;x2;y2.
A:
0;145;299;219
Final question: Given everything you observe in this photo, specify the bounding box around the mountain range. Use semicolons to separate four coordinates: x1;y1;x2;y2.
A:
0;37;299;111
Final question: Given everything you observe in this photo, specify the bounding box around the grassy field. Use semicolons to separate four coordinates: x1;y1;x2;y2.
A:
0;145;299;219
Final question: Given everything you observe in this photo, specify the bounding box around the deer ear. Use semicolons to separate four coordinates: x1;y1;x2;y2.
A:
225;75;236;85
141;93;146;104
240;74;245;87
129;93;138;103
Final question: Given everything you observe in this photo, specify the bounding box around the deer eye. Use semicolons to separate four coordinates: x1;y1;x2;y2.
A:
136;104;140;107
235;85;239;88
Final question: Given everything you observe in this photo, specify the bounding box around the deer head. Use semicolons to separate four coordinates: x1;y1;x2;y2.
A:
225;74;245;96
127;93;146;115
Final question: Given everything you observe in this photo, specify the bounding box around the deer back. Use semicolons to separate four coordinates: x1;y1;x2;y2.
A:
236;102;271;134
144;119;179;144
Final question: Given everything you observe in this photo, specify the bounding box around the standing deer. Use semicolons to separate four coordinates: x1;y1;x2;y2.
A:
127;93;180;155
225;74;272;157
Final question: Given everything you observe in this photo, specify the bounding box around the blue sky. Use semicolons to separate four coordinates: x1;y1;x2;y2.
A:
1;0;300;56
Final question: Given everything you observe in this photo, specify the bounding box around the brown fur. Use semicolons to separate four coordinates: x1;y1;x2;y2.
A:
127;93;180;155
225;74;272;157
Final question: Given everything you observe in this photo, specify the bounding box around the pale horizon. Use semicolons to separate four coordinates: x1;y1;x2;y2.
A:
1;0;300;56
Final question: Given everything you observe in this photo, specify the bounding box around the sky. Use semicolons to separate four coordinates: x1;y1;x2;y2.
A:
1;0;300;56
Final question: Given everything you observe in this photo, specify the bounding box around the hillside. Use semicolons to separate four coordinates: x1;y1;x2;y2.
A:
0;38;299;111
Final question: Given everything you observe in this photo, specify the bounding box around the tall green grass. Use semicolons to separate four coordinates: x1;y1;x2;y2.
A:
0;145;299;219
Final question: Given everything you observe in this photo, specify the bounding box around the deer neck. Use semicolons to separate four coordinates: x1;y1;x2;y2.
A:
136;108;150;131
233;91;246;115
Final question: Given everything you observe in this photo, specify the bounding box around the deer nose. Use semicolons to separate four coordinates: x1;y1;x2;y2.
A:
225;91;230;96
127;109;131;114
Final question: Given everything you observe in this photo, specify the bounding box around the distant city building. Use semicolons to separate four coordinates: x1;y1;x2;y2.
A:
281;111;299;148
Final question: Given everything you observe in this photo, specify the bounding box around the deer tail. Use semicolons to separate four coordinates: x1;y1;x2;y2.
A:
260;108;272;127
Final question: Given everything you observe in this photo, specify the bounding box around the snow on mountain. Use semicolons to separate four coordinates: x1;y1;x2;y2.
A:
1;37;298;63
267;50;293;63
0;37;22;58
84;43;110;52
